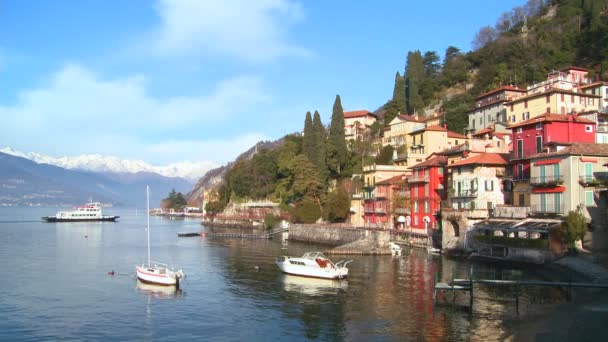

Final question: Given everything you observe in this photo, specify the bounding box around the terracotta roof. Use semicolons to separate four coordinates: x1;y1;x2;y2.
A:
448;131;467;139
527;143;608;159
421;112;445;122
409;155;447;169
508;113;595;129
560;66;589;73
472;127;493;136
344;110;376;119
474;85;526;100
505;88;601;104
375;174;408;185
578;81;608;89
446;153;508;167
439;143;470;155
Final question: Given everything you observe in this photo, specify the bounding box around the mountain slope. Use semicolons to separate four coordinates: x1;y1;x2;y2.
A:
0;147;217;181
0;152;191;207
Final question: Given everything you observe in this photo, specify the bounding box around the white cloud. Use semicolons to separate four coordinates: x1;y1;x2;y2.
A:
152;0;310;62
0;63;272;164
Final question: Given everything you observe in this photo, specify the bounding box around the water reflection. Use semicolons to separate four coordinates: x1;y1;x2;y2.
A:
135;280;183;299
280;274;348;296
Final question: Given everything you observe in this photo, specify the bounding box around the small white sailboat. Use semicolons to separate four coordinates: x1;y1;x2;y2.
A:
135;186;184;287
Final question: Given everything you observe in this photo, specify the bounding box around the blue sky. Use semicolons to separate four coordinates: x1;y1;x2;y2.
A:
0;0;526;166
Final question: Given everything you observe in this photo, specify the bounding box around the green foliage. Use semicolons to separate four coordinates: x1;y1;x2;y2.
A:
293;196;322;223
392;71;406;114
327;95;349;177
264;213;282;229
382;99;400;125
163;189;187;210
375;145;394;165
312;111;327;179
303;111;314;163
405;50;425;113
205;200;226;216
442;94;474;134
323;186;351;223
473;235;549;250
559;210;589;248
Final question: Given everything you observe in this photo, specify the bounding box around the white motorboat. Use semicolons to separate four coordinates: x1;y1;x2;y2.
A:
275;251;352;279
280;274;348;296
42;201;119;222
135;186;184;287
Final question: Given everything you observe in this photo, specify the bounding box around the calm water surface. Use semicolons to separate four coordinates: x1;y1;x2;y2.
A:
0;207;568;341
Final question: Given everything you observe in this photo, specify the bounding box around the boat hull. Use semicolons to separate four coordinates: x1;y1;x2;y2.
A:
42;216;119;222
276;258;348;280
135;265;179;286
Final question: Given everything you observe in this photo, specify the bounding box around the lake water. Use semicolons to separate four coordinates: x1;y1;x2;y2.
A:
0;207;569;341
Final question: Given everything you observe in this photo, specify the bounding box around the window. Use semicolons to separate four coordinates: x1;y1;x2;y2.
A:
561;93;564;102
511;115;516;122
414;216;419;226
457;167;462;175
438;167;444;175
424;201;430;213
425;184;429;197
517;139;523;158
546;94;550;103
585;191;594;206
585;125;593;132
517;128;523;133
524;100;528;108
414;201;419;213
517;164;524;179
536;123;542;130
485;180;494;191
571;94;574;103
546;107;550;113
536;136;543;153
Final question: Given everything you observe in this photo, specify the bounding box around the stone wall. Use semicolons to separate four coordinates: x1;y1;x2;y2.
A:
288;224;368;246
493;205;530;219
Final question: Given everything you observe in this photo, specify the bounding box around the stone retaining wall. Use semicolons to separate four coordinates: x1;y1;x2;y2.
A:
288;224;367;246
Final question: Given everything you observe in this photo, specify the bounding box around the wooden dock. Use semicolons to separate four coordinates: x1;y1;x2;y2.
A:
434;266;608;314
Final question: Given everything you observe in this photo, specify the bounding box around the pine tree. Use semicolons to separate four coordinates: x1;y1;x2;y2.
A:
302;111;314;163
326;95;348;177
312;110;327;178
405;50;425;114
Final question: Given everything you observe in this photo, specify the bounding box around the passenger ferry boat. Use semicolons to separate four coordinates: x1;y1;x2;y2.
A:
42;201;119;222
275;252;352;279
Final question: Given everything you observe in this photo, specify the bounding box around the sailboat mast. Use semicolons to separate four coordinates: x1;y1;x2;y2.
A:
146;185;151;267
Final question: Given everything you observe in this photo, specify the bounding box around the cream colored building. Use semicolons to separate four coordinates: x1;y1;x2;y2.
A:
344;110;377;141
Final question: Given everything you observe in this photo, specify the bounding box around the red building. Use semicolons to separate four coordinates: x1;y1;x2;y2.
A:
510;113;595;206
363;174;407;227
408;155;448;232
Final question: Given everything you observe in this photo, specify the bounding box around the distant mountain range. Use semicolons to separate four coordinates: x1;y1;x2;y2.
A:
0;151;194;207
0;147;217;182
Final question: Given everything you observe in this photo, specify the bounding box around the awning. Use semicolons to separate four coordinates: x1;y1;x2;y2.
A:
580;157;598;163
534;159;561;166
532;186;566;193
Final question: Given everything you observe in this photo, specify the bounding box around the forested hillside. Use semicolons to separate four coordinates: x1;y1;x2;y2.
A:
197;0;608;224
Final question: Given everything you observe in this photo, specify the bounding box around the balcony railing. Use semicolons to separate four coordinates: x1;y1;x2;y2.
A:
394;152;409;161
451;189;478;198
394;207;411;214
351;193;363;199
408;175;429;183
530;204;564;215
579;174;608;187
396;191;410;197
529;175;564;187
597;125;608;133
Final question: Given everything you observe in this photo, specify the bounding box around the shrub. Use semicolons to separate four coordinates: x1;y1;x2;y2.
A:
264;213;282;230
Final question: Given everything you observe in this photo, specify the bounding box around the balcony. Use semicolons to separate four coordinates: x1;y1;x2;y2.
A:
451;189;478;198
597;125;608;133
351;193;363;199
394;207;411;215
530;204;564;215
529;175;564;187
394;152;409;161
408;175;429;183
396;190;410;198
579;174;608;187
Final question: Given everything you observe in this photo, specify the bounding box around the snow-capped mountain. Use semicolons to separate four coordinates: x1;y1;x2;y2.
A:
0;147;217;182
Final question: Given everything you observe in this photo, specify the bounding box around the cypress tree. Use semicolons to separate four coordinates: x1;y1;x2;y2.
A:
392;71;406;114
303;111;314;163
312;110;327;177
327;95;348;177
405;50;425;114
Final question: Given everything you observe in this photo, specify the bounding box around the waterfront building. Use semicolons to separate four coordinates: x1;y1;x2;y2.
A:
408;155;448;232
360;164;410;227
526;142;608;228
361;174;409;229
579;81;608;112
578;110;608;144
344;110;377;142
406;124;468;167
445;153;509;221
509;113;596;207
467;85;526;133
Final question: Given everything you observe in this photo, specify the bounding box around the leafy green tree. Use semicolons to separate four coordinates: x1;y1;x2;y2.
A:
442;94;474;135
326;95;349;177
205;201;225;216
293;196;322;223
559;210;589;249
383;99;400;126
163;189;187;210
288;155;324;205
323;186;351;223
375;145;394;165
